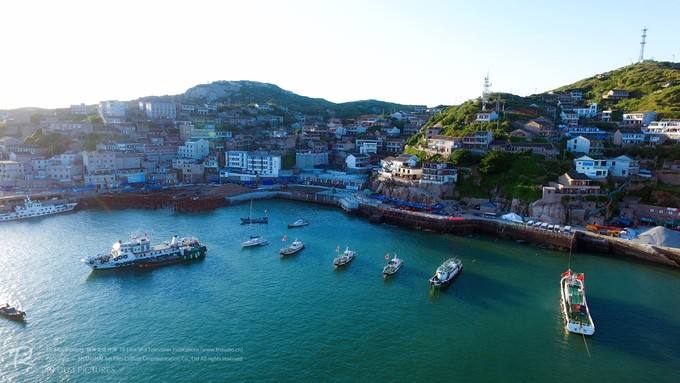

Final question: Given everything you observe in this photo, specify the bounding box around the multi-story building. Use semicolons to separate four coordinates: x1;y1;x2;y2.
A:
420;163;457;185
574;155;639;179
70;103;95;115
98;100;126;122
612;128;645;146
475;111;498;122
426;136;461;156
224;151;281;177
622;111;657;126
0;160;27;186
295;151;329;169
345;153;370;171
566;136;604;156
645;120;680;141
178;139;209;161
143;101;177;120
355;139;382;155
462;130;493;153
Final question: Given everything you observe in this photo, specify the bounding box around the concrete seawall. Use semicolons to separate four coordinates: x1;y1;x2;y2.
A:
76;187;680;270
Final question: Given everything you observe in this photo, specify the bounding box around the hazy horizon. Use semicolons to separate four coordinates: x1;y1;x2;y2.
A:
2;0;679;110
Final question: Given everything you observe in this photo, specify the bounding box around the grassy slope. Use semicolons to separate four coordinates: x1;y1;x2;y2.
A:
554;61;680;117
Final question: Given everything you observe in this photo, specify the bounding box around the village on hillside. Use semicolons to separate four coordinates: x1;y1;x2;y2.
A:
1;62;679;230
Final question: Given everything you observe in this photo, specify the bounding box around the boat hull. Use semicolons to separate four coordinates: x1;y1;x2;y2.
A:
85;246;207;270
0;202;77;222
241;217;268;224
560;273;595;336
280;245;304;256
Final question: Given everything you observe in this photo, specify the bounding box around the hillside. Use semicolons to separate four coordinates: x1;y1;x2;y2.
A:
177;80;419;118
554;61;680;117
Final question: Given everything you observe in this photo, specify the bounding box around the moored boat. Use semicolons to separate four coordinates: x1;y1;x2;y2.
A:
0;304;26;321
82;235;206;270
287;219;309;228
560;269;595;335
429;258;462;287
0;197;77;222
241;216;268;224
382;253;403;276
333;247;356;268
280;239;304;256
241;235;268;247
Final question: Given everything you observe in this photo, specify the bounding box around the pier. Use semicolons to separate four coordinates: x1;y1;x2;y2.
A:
67;184;680;270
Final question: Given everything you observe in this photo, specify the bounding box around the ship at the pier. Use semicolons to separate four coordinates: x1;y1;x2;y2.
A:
0;197;77;222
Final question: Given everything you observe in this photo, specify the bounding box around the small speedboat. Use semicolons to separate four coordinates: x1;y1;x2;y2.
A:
383;254;403;276
241;235;268;247
280;239;305;256
429;258;462;287
287;219;309;228
0;304;25;321
333;247;356;268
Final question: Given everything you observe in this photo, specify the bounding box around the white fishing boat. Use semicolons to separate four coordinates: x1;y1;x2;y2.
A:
382;253;403;275
241;235;268;247
429;258;462;287
333;246;356;268
287;219;309;228
280;239;304;256
0;197;77;222
242;200;268;247
560;269;595;335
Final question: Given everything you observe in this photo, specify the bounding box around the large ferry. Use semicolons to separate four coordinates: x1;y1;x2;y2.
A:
0;197;77;222
82;235;206;270
560;269;595;335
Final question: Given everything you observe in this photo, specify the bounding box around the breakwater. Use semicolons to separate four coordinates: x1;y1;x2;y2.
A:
75;186;680;269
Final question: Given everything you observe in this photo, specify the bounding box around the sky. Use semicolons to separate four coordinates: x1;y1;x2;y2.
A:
1;0;679;109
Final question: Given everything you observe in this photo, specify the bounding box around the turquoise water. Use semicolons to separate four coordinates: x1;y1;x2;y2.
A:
0;200;679;382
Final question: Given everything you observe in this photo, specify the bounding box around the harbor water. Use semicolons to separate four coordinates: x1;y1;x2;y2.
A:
0;200;679;382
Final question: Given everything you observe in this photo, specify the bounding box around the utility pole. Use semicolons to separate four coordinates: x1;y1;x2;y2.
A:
638;27;647;62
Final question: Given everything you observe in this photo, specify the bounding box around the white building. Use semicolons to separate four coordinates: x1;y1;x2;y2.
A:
573;103;598;119
608;155;639;178
70;103;94;115
574;155;639;179
567;136;590;154
475;111;498;122
295;151;329;169
98;100;126;121
225;151;281;177
178;139;209;161
144;101;177;120
426;136;462;156
645;120;680;141
574;156;609;179
355;139;382;155
623;111;657;126
345;154;370;171
420;162;458;185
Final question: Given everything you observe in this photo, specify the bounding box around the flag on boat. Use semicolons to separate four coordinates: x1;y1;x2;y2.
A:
385;254;390;260
576;273;585;282
282;235;287;242
561;270;571;278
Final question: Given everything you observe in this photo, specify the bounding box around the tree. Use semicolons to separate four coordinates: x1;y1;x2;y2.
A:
478;151;510;175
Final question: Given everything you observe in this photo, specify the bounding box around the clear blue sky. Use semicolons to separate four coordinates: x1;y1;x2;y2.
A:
1;0;678;109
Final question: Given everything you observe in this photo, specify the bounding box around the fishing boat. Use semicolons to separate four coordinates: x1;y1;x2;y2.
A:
82;235;206;270
429;258;462;287
333;247;356;268
382;253;403;276
240;216;268;224
287;219;309;228
0;197;77;222
560;269;595;335
280;239;304;256
0;304;26;321
240;200;268;224
241;235;268;247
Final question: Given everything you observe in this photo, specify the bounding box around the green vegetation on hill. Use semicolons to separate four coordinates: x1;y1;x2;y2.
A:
554;61;680;118
24;129;72;155
180;81;419;119
456;152;571;202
